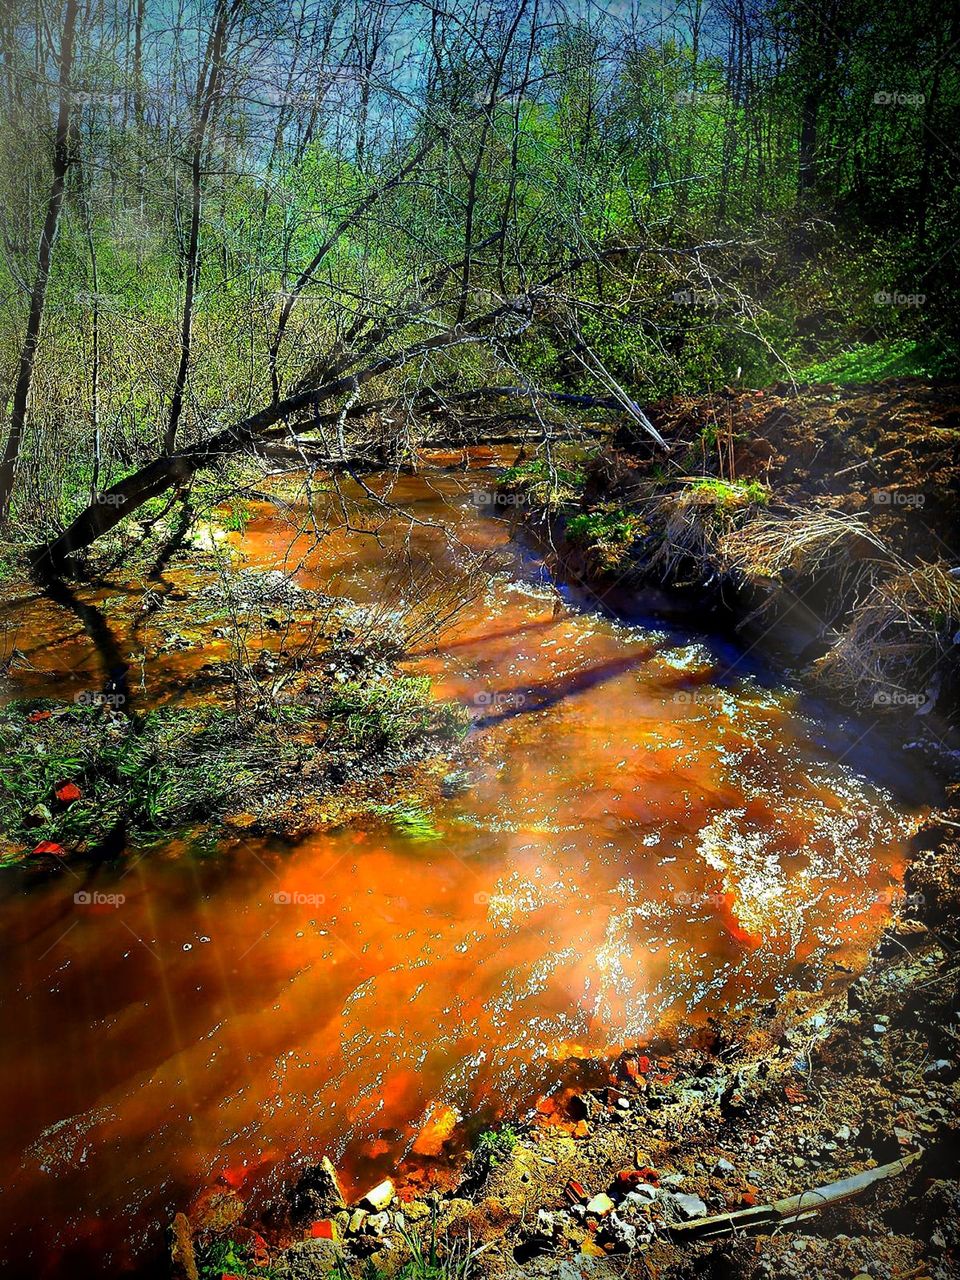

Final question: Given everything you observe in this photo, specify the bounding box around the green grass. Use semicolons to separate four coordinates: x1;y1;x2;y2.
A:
334;1215;479;1280
797;338;943;383
320;677;468;754
0;702;306;860
372;802;442;841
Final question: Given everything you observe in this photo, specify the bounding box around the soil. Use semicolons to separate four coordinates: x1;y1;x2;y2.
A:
502;379;960;756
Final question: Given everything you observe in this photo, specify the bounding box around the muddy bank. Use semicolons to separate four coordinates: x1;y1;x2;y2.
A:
497;380;960;745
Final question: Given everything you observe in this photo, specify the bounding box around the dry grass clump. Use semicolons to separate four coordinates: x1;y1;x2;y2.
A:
720;507;895;620
812;562;960;711
649;481;763;585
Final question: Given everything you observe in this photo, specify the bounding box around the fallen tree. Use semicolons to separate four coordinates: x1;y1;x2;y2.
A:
28;240;699;574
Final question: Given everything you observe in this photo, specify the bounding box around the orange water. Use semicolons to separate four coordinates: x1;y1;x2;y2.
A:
0;457;934;1275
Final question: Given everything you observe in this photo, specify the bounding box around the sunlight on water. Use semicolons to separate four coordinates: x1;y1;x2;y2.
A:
0;457;930;1274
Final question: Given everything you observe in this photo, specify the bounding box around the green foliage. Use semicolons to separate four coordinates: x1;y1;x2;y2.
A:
474;1124;519;1171
197;1237;277;1280
685;478;769;506
320;677;468;755
498;458;586;509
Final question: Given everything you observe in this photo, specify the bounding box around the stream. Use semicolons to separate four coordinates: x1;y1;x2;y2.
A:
0;452;938;1275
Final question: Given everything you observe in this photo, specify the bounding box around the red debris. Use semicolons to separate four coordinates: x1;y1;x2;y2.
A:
27;710;51;723
250;1234;269;1267
564;1178;588;1205
55;782;82;804
31;841;66;857
308;1220;335;1239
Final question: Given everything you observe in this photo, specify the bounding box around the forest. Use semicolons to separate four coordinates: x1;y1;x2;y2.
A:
0;1;958;1279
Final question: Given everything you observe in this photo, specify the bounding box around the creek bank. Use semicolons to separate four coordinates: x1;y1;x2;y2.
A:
496;379;960;752
0;545;469;868
176;802;960;1280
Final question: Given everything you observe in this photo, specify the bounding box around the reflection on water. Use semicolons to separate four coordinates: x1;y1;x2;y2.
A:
0;456;934;1275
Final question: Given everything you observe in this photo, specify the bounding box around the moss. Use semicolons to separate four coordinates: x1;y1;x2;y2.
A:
565;504;645;571
685;477;770;506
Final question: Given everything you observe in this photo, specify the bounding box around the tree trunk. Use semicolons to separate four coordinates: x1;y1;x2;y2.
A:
0;0;79;522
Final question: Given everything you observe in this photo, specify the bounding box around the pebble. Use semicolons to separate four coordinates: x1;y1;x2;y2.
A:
586;1194;615;1216
359;1179;395;1212
713;1158;735;1176
671;1192;708;1220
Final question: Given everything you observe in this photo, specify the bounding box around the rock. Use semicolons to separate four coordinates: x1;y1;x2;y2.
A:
835;1124;852;1141
586;1193;615;1216
600;1212;638;1251
924;1059;954;1079
169;1212;199;1280
291;1156;346;1222
273;1238;342;1279
661;1173;685;1188
625;1185;658;1205
401;1201;432;1223
359;1179;395;1212
535;1209;557;1239
713;1158;735;1176
188;1186;244;1233
564;1178;588;1205
671;1193;708;1220
366;1212;391;1237
307;1220;339;1242
348;1209;368;1234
